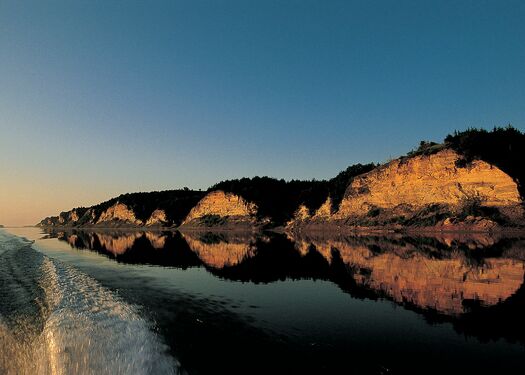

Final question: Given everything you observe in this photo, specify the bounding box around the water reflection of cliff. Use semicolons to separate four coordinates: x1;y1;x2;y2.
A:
180;232;259;268
46;229;525;318
48;230;201;268
291;233;525;315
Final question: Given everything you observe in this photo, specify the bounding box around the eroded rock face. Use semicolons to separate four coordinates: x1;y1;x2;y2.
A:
292;234;525;315
40;208;87;227
289;197;334;225
181;191;259;227
96;203;142;226
58;209;81;224
288;149;522;229
146;209;168;226
337;149;520;217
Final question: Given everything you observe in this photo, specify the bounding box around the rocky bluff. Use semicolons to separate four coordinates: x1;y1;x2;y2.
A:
39;127;525;232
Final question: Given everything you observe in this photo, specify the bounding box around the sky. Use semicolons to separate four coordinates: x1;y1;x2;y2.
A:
1;0;524;226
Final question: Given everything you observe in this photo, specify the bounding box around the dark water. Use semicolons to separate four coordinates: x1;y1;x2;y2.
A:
1;227;525;374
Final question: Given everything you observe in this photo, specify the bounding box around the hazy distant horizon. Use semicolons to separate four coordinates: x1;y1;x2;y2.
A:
1;0;524;226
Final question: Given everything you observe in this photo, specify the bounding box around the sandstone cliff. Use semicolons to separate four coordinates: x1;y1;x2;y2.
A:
37;189;205;228
288;149;523;231
37;130;525;232
145;209;168;226
180;190;266;229
96;202;143;226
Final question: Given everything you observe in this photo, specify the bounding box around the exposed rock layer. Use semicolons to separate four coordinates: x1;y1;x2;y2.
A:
338;149;519;215
181;191;261;228
96;203;143;226
289;149;523;230
145;209;168;226
37;149;524;231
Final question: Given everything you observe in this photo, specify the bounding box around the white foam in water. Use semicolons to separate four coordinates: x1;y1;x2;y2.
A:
0;230;179;375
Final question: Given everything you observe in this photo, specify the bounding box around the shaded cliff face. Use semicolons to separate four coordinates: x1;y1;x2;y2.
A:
181;191;263;228
289;149;523;229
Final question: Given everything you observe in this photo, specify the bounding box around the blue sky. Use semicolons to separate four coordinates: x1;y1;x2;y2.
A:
1;0;524;225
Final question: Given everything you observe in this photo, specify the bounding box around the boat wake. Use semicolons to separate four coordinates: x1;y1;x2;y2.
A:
0;231;178;375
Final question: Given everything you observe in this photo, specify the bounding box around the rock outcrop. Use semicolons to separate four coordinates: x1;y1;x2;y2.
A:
145;209;168;226
96;202;143;226
38;189;205;228
289;149;523;231
39;204;171;228
37;144;524;232
181;190;263;228
339;149;519;213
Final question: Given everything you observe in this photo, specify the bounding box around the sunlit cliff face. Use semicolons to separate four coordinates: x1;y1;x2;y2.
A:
337;149;521;215
289;149;523;227
96;203;142;226
145;209;168;226
182;191;259;226
292;234;525;315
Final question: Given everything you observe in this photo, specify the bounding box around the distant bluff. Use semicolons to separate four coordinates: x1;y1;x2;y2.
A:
38;190;206;228
38;127;525;232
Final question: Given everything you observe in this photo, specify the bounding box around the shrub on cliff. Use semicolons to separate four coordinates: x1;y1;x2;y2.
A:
406;141;445;158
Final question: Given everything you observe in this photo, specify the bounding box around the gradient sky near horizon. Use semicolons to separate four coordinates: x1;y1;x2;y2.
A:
1;0;524;226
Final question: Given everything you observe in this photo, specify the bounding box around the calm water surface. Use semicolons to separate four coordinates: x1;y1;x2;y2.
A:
1;227;525;374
